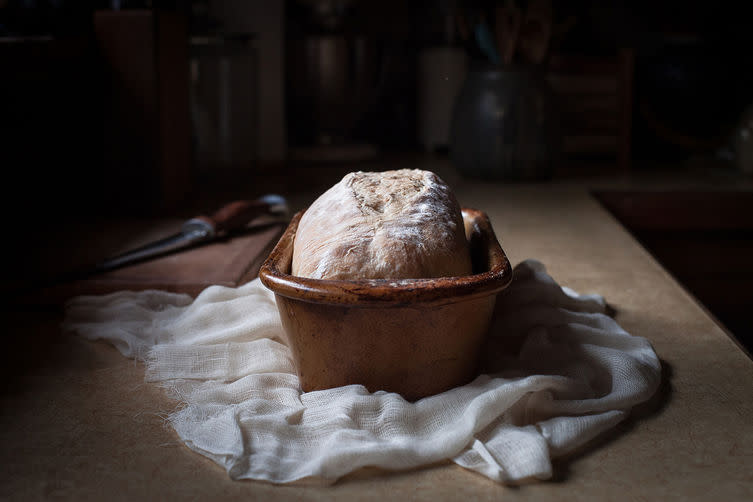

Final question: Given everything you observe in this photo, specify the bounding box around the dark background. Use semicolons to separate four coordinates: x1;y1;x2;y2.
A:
1;0;752;352
2;1;752;204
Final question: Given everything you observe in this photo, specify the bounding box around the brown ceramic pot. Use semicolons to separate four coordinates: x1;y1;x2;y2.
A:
258;208;513;401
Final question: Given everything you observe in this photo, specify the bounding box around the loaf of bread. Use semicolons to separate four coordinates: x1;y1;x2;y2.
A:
292;169;472;280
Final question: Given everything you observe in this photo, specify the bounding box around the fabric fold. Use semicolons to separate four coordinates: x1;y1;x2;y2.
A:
63;259;661;485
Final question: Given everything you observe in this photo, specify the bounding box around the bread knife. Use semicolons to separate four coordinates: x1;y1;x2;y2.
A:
92;194;288;274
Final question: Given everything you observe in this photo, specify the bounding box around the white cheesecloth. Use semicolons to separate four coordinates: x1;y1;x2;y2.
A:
62;259;661;484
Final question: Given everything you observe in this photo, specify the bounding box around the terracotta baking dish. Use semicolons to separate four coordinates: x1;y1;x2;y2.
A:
259;208;513;401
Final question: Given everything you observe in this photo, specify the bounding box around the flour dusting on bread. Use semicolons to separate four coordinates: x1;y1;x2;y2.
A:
292;169;472;280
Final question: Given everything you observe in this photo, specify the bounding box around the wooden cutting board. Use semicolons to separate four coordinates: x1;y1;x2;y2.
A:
14;218;286;306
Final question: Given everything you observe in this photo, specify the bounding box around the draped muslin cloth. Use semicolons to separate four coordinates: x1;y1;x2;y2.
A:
62;260;661;484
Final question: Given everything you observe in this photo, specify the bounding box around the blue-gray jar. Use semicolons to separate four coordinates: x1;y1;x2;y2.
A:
449;65;561;181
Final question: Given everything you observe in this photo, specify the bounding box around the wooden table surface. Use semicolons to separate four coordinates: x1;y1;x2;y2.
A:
2;159;752;501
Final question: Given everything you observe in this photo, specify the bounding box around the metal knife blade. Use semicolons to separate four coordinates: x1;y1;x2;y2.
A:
92;194;288;274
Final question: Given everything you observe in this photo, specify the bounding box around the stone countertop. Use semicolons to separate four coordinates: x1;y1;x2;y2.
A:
2;160;752;500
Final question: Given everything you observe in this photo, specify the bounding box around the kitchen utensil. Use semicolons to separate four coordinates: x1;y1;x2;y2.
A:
259;207;513;401
12;195;289;305
456;10;485;61
517;0;553;65
474;15;501;65
495;0;522;65
93;194;288;274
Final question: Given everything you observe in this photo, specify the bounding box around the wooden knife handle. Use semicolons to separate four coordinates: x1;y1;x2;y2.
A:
198;200;270;234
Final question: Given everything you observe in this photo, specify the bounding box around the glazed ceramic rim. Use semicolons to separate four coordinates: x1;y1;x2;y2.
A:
258;207;513;306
